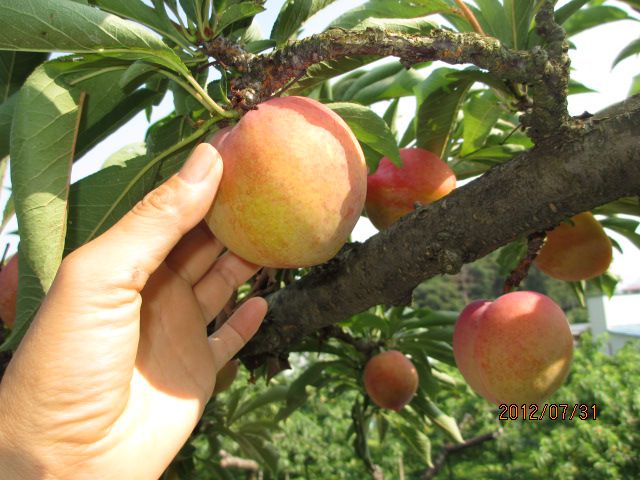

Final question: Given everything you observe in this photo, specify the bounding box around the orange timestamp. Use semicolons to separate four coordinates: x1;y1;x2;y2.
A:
498;403;598;421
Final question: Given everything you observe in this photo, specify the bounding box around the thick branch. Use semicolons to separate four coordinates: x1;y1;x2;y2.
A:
205;28;531;105
522;1;572;142
240;95;640;363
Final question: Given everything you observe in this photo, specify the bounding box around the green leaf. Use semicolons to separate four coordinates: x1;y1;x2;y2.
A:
461;91;502;156
72;70;162;158
350;64;424;106
496;239;527;275
229;385;289;425
1;51;48;101
4;60;96;348
504;0;537;49
554;0;590;25
568;78;596;95
470;0;511;46
415;68;474;159
88;0;182;44
0;93;17;159
395;422;432;466
0;0;188;75
101;142;147;168
271;0;336;45
416;396;463;443
563;6;634;37
215;2;265;35
613;37;640;67
343;16;438;35
630;73;640;97
11;62;81;293
601;216;640;250
287;56;380;96
1;249;46;351
1;192;13;234
66;117;205;252
328;102;400;170
331;0;449;29
383;98;400;136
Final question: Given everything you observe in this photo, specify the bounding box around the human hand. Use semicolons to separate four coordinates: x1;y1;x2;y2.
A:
0;144;267;479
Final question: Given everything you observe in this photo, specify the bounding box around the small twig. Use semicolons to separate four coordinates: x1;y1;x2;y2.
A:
324;325;380;356
219;450;259;471
453;0;486;35
502;232;546;294
422;429;503;479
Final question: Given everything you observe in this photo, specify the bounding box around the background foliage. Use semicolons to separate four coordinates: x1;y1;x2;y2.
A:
0;0;639;478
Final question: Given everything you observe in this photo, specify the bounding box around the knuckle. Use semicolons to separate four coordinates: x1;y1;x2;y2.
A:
132;182;179;220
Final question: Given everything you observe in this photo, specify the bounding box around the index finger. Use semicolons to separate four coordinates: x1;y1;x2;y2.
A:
208;297;268;372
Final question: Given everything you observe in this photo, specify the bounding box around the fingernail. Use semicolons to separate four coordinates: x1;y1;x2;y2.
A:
179;144;219;184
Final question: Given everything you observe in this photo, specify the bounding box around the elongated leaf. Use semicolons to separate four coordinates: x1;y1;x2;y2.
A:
0;0;187;75
342;61;404;100
66;117;205;252
288;55;379;96
343;16;438;35
613;37;640;67
71;69;162;158
0;93;17;159
215;2;265;35
1;52;48;101
328;102;400;170
601;217;640;250
415;68;474;159
88;0;180;42
414;396;463;442
630;73;640;97
229;385;289;425
461;91;502;156
563;6;634;37
554;0;590;25
504;0;536;49
471;0;511;46
1;248;46;351
271;0;336;44
5;62;83;349
331;0;449;29
1;192;13;234
350;65;424;105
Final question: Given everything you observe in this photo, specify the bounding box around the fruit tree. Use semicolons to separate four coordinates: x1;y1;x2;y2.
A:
0;0;639;478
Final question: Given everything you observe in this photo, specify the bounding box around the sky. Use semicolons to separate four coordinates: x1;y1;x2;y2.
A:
1;0;639;288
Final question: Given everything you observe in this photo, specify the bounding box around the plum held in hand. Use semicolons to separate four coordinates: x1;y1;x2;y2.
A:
205;96;367;268
363;350;419;411
453;292;573;405
365;147;456;230
0;255;18;329
535;212;613;281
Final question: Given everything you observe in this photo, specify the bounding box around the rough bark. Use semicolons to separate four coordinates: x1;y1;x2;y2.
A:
240;95;640;365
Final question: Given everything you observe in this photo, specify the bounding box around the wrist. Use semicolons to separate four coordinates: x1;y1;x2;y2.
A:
0;414;54;479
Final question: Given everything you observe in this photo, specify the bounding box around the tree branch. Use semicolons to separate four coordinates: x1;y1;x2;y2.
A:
205;28;531;106
240;95;640;365
521;1;572;142
421;429;503;479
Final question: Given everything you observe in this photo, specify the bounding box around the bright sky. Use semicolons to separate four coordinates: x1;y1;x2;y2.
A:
1;1;639;287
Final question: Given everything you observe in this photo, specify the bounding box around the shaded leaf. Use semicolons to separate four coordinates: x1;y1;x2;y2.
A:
563;6;634;37
271;0;336;44
613;37;640;67
1;51;48;101
328;102;400;169
331;0;449;29
0;0;188;75
461;90;502;156
215;2;265;35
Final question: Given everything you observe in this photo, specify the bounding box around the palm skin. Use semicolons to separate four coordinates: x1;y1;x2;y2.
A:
0;144;267;479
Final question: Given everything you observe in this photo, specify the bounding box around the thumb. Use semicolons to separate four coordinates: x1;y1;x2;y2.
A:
87;143;223;291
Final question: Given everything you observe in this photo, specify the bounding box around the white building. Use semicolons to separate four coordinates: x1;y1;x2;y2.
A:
586;281;640;354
